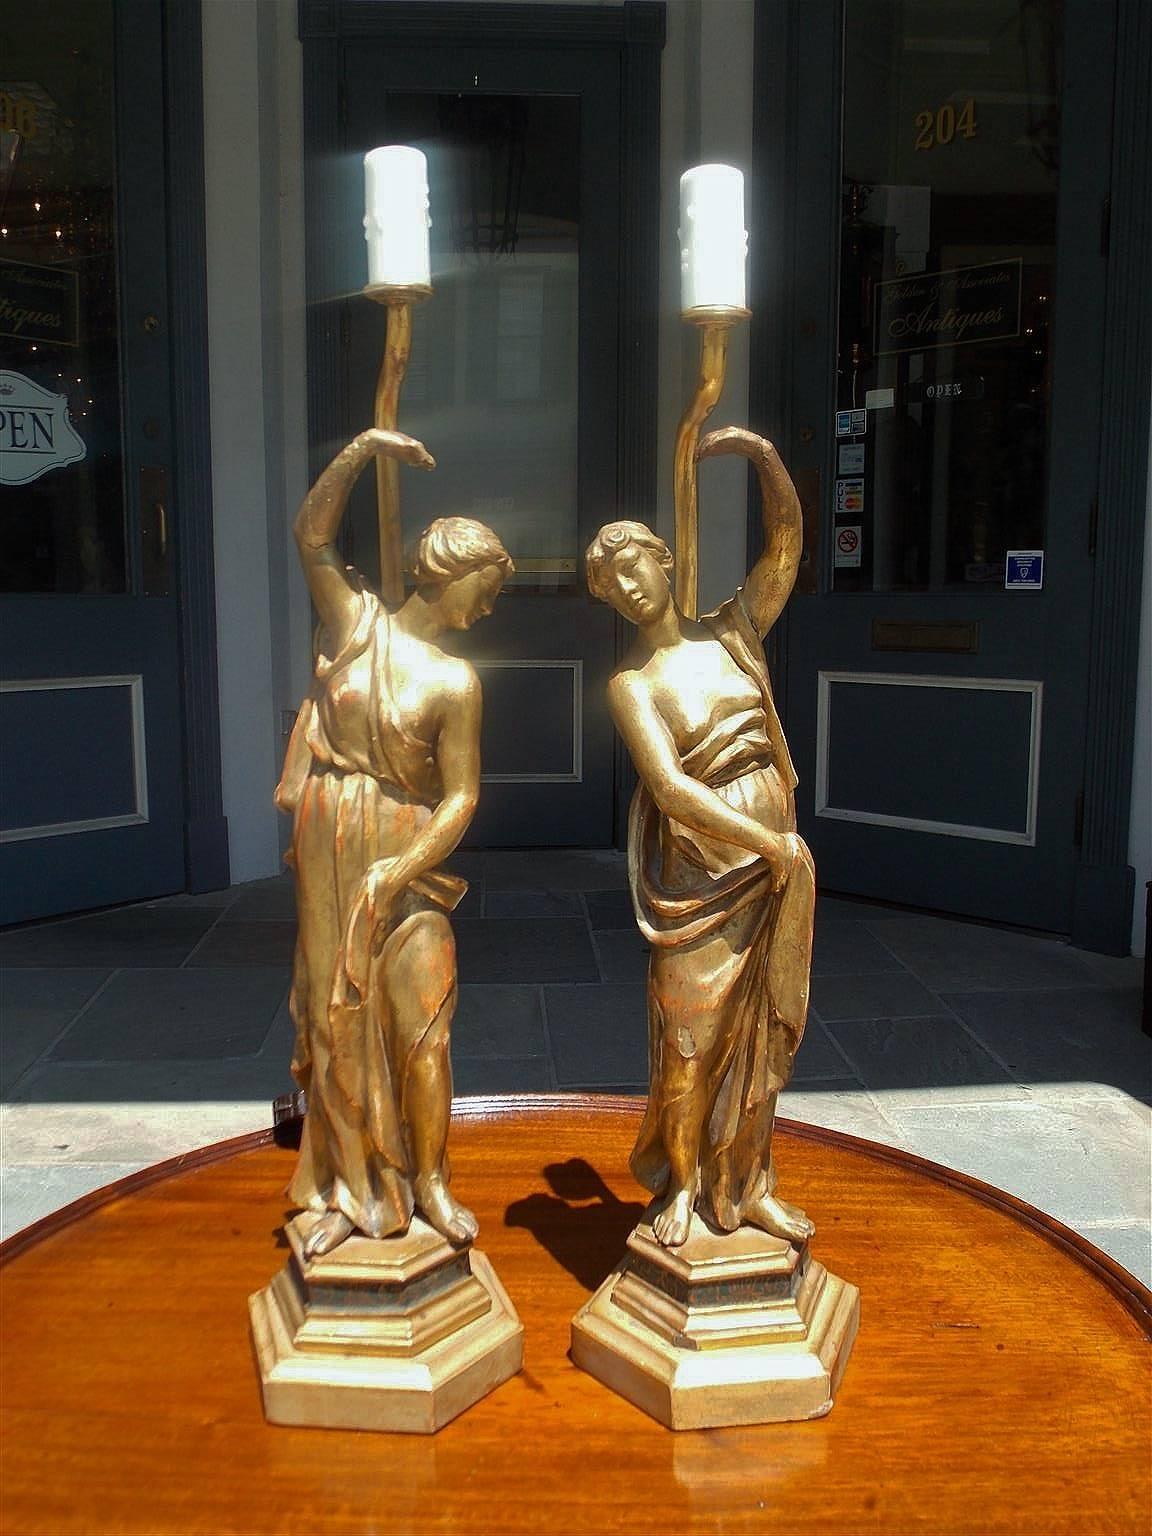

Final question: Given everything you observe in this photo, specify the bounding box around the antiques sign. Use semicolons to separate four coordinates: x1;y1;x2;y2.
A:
874;259;1022;355
0;259;79;347
0;370;87;485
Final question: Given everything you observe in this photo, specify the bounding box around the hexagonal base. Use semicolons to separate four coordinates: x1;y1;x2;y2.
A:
249;1215;523;1433
571;1212;859;1430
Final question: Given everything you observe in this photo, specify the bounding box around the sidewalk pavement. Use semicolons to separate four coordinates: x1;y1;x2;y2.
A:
2;852;1148;1285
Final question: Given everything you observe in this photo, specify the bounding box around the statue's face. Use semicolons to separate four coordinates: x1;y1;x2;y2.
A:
441;562;505;630
600;544;671;626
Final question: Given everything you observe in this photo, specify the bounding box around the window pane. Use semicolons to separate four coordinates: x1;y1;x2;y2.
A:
833;0;1062;592
0;0;126;594
349;93;580;589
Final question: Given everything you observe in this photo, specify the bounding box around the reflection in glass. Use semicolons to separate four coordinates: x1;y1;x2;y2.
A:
349;94;580;589
835;0;1063;592
0;0;126;594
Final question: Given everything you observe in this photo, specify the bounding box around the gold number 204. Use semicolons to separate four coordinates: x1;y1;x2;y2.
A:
915;99;977;151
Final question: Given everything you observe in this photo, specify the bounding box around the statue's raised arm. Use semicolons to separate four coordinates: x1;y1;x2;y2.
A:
696;425;803;638
292;427;434;655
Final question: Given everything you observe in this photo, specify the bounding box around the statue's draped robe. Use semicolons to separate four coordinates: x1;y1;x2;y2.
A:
276;590;465;1239
628;592;816;1232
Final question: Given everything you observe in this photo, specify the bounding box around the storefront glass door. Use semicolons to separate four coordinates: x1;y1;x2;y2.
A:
0;0;185;921
777;0;1114;930
315;42;626;846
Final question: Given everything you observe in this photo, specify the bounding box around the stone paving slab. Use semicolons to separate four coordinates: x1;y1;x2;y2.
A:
823;1014;1028;1103
940;988;1150;1104
49;967;289;1062
862;915;1101;991
452;984;547;1058
188;920;297;968
881;1097;1152;1229
590;928;649;984
484;890;584;919
544;983;648;1088
453;1056;552;1095
0;969;111;1093
810;970;943;1021
791;1018;858;1083
0;908;218;968
0;1163;151;1243
455;917;599;984
810;921;907;976
1073;1222;1152;1288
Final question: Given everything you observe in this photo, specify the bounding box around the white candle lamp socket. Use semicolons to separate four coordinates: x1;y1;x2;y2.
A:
363;145;431;289
679;163;748;315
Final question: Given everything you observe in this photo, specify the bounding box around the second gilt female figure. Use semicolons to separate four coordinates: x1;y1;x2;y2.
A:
586;427;814;1250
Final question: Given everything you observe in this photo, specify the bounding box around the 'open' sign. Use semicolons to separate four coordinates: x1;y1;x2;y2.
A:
0;370;87;486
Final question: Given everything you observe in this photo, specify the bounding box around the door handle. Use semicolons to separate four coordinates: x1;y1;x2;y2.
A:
140;465;170;595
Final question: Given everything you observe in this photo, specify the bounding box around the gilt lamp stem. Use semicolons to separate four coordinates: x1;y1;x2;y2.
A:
673;310;747;619
363;282;431;607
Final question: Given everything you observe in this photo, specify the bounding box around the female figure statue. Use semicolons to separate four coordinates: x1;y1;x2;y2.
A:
276;427;513;1259
585;427;815;1250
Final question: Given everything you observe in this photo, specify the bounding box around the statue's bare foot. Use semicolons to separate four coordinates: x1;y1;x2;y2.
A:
414;1174;479;1246
652;1186;694;1248
746;1192;815;1246
302;1209;353;1259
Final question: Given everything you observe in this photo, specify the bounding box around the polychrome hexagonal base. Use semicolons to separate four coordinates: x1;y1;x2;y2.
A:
571;1211;858;1430
249;1213;523;1433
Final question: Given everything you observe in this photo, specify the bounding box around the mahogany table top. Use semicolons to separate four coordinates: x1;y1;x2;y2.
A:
1;1093;1148;1535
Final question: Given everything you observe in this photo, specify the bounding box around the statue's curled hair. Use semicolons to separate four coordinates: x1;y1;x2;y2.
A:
584;520;672;601
410;517;514;587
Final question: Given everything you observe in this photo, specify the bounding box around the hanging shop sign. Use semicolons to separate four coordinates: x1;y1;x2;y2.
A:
906;375;986;404
0;369;86;485
874;259;1022;355
0;259;79;347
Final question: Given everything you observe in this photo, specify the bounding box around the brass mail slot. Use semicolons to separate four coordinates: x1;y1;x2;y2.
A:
871;619;979;653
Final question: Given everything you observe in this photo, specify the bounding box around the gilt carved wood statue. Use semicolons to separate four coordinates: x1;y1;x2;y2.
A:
585;427;814;1251
250;427;524;1432
571;363;858;1429
275;427;513;1259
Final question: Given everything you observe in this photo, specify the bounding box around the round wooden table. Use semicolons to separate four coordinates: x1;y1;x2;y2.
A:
2;1094;1148;1534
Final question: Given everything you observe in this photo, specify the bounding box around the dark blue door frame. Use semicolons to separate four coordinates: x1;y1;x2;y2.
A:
0;0;227;922
164;0;230;896
750;0;1150;954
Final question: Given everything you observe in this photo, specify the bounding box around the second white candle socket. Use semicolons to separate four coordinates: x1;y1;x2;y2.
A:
363;145;431;289
679;163;748;313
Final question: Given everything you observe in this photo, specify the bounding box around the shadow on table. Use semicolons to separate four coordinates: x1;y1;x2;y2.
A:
504;1157;645;1291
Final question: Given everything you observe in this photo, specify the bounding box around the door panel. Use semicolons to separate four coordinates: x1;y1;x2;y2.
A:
779;0;1112;931
0;0;186;921
338;46;621;846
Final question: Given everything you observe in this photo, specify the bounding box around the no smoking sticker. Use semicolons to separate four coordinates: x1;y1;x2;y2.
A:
834;525;862;568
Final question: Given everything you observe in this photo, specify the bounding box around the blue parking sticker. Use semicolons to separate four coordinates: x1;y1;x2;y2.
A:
1005;550;1044;589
